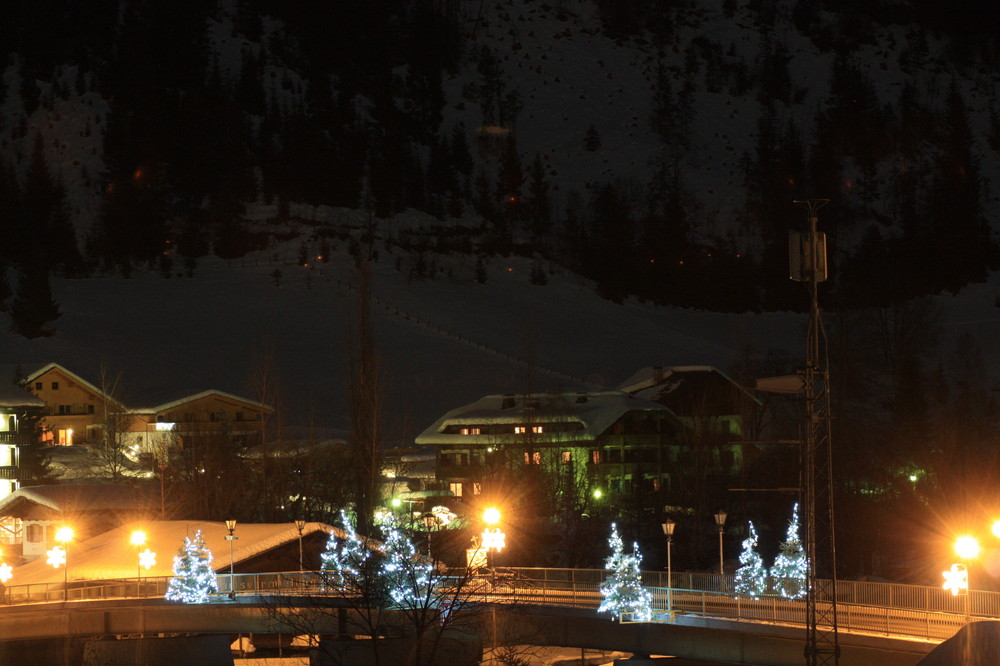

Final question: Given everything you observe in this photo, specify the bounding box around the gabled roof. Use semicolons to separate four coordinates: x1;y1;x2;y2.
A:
3;362;271;416
23;362;112;401
8;520;340;584
129;389;273;415
619;365;761;414
0;383;45;409
0;483;158;520
414;390;675;446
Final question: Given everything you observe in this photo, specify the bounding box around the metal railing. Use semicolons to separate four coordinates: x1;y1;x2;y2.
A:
0;568;984;643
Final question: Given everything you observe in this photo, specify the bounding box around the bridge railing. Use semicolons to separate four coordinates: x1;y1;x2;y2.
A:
0;567;991;643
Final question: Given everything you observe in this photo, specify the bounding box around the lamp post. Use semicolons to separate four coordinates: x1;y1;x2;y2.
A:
55;526;73;602
714;510;727;580
481;507;505;570
954;535;980;618
661;519;676;612
295;520;305;572
130;530;147;596
225;519;238;599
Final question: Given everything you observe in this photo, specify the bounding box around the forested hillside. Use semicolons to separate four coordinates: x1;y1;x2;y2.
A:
2;0;1000;325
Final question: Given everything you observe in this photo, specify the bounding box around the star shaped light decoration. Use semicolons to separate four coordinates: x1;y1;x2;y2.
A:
46;545;66;569
942;564;968;596
0;563;12;583
139;548;156;570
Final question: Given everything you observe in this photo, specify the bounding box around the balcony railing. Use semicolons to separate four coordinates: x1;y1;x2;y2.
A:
0;432;29;446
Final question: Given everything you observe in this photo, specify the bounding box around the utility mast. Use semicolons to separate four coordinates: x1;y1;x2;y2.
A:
789;199;840;666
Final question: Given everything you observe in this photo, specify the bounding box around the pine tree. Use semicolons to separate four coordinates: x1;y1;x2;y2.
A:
770;503;807;599
734;521;767;598
598;523;652;621
165;530;219;604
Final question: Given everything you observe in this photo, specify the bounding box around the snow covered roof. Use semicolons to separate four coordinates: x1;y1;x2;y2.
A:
128;388;273;415
8;520;339;585
619;366;761;413
22;362;112;401
0;483;158;520
414;390;676;446
0;382;44;409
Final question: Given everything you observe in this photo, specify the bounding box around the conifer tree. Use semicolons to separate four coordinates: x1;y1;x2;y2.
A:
734;521;767;598
770;503;807;599
598;523;652;621
165;531;218;604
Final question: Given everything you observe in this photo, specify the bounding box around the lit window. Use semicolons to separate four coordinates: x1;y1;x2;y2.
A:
449;482;463;497
473;483;482;495
524;451;541;465
532;426;544;434
57;429;74;446
590;450;600;464
26;524;42;543
460;427;482;435
561;451;571;464
514;426;526;434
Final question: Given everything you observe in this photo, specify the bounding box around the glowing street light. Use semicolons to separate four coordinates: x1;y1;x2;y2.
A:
53;526;74;601
131;530;148;596
483;507;501;526
950;535;980;616
955;535;980;560
481;507;506;569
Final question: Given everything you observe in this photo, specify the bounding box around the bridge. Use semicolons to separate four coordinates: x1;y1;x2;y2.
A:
0;568;985;665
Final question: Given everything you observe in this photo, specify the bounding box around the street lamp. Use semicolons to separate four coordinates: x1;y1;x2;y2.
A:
714;510;727;579
130;530;147;596
946;535;980;618
295;520;306;572
481;507;506;569
54;526;74;601
661;519;676;612
225;519;238;599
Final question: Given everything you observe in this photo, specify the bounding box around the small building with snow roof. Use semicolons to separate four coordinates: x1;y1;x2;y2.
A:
0;483;158;563
6;520;337;586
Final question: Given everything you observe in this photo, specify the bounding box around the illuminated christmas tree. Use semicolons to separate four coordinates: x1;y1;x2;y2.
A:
321;509;373;591
770;503;807;599
734;521;767;598
165;530;218;603
598;523;652;621
380;512;433;608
